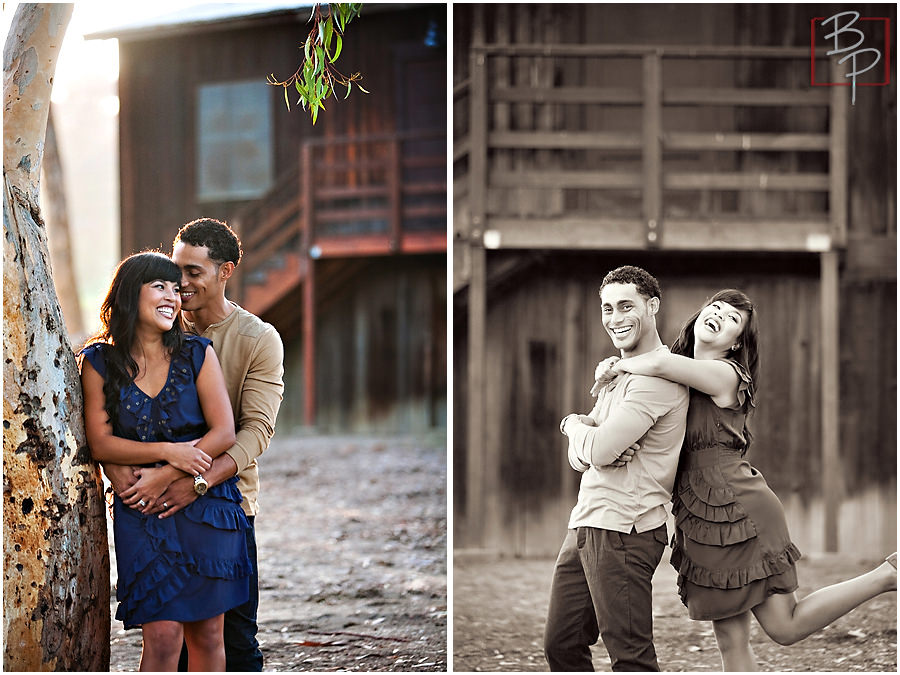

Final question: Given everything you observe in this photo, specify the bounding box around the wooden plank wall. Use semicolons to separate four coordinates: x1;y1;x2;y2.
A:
117;5;446;255
278;254;446;433
453;250;895;556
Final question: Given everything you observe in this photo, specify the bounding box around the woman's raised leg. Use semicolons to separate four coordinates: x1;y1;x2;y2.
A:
712;611;758;671
751;557;896;646
139;620;184;671
183;614;226;672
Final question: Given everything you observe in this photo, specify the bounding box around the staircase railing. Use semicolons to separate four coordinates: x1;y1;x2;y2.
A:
232;128;446;303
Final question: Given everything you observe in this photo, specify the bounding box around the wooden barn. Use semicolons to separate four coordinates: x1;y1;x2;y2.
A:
91;3;447;432
453;4;896;556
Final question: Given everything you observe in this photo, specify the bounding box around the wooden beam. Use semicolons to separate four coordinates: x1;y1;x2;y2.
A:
820;250;840;552
466;24;488;547
663;218;832;250
664;131;830;152
491;86;642;105
485;217;645;249
491;169;642;190
303;257;316;426
664;87;830;107
643;53;662;248
476;43;815;59
664;172;829;191
829;61;849;247
489;130;642;150
301;142;316;426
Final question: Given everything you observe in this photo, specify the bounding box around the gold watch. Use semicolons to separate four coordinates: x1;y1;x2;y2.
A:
193;474;209;495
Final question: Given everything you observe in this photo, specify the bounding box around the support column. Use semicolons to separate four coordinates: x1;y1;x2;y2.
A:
302;142;316;426
465;9;488;547
642;52;662;248
821;250;840;552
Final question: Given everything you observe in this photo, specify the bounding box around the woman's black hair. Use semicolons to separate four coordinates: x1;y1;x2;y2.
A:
671;289;760;448
84;251;184;429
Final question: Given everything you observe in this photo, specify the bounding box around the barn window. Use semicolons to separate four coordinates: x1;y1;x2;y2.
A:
196;80;273;201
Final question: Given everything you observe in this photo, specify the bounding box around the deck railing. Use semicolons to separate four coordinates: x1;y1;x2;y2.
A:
233;128;446;301
454;44;848;263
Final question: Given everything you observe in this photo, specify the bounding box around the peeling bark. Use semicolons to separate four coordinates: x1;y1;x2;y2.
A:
3;4;110;671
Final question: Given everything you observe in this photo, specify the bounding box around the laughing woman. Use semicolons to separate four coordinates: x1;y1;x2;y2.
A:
594;289;896;672
80;251;251;671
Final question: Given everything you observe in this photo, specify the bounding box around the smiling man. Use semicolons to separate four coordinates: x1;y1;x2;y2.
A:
544;265;689;672
167;218;284;672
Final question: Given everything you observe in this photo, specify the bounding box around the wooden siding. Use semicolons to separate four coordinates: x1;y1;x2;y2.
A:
454;250;896;556
277;254;446;433
117;5;446;255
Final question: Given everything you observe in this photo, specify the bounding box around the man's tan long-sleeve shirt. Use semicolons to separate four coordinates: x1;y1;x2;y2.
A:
193;302;284;516
562;366;688;533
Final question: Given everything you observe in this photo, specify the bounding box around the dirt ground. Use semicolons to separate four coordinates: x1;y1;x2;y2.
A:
109;433;447;672
453;549;897;672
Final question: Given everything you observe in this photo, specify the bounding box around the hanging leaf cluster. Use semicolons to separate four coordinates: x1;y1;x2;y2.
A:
268;3;368;124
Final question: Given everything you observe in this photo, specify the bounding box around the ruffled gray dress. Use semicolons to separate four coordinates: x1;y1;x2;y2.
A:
670;358;802;621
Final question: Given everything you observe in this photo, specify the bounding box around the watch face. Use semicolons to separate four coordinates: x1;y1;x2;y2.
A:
194;476;208;495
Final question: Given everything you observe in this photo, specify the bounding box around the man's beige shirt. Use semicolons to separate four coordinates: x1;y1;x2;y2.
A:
564;366;688;533
193;302;284;516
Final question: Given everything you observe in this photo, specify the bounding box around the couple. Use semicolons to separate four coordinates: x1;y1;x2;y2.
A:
79;218;284;671
545;265;897;672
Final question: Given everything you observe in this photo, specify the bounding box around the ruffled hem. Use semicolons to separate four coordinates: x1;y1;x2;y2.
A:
677;484;747;523
674;506;758;545
683;469;735;506
117;554;193;627
113;480;250;628
671;540;802;591
188;553;253;580
673;468;756;544
184;499;250;530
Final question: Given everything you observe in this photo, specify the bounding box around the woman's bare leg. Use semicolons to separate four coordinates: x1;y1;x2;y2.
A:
139;620;183;671
752;558;896;646
183;614;226;672
712;611;758;672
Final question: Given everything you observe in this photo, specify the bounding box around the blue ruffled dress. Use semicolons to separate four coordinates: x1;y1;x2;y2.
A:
81;336;251;629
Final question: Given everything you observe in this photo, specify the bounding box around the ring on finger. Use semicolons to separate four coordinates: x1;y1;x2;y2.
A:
138;499;147;507
163;502;168;509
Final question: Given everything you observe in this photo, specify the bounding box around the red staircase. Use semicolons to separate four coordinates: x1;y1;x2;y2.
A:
230;129;447;423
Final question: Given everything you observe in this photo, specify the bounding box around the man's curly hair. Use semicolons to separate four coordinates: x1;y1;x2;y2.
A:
173;218;242;266
599;265;661;300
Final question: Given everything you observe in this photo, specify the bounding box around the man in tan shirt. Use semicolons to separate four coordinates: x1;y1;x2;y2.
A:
103;218;283;671
544;266;688;672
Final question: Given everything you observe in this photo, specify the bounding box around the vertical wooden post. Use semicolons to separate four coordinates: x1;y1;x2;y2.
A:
560;281;581;517
642;52;663;248
302;142;316;426
821;250;840;552
829;62;849;248
466;10;488;547
388;137;402;251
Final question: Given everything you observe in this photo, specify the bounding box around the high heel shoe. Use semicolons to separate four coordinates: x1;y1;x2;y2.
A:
886;552;897;569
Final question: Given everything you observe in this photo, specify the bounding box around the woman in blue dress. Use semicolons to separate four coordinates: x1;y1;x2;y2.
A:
80;251;252;671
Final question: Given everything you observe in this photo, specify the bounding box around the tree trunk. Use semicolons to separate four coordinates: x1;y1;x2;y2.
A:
42;109;85;339
3;4;110;671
